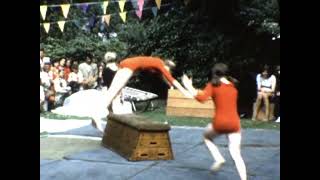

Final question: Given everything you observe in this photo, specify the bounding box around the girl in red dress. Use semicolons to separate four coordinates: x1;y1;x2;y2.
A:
182;63;247;180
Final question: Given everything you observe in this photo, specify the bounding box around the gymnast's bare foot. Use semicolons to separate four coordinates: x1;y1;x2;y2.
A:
210;160;226;172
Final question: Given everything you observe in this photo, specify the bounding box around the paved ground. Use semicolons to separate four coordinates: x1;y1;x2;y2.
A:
40;118;280;180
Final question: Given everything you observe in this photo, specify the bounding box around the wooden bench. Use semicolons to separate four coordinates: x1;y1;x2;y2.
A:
102;114;174;161
166;89;215;118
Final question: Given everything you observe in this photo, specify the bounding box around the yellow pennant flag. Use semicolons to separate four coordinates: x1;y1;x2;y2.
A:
60;4;71;19
102;1;109;14
103;15;111;26
40;5;48;20
119;12;127;23
43;23;50;33
118;0;126;12
57;21;66;32
155;0;161;9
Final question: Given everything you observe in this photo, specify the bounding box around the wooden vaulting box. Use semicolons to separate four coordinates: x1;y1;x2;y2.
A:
102;114;174;161
166;89;215;118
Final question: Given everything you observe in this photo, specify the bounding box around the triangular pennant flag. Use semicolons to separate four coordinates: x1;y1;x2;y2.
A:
80;3;89;13
43;23;50;33
88;16;95;28
60;4;71;18
57;21;66;32
74;20;81;28
155;0;161;9
119;12;127;23
103;15;111;26
151;7;158;17
137;0;144;11
40;5;48;20
118;0;126;12
130;0;138;10
102;1;109;14
135;10;142;19
100;23;105;31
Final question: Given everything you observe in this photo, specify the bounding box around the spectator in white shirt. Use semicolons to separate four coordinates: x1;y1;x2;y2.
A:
53;70;71;106
252;65;276;121
40;63;53;91
68;64;83;93
78;55;97;89
40;48;50;71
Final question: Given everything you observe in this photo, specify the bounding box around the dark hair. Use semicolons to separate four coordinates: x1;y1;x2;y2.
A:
261;64;272;78
71;64;78;71
40;48;44;51
211;63;238;86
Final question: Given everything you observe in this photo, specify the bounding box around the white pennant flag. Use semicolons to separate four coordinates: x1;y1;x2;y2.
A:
102;1;109;14
118;0;126;12
60;4;71;19
57;21;66;32
43;23;50;33
40;5;48;20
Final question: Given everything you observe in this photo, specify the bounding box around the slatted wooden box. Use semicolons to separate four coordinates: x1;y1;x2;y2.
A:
102;114;174;161
166;89;215;118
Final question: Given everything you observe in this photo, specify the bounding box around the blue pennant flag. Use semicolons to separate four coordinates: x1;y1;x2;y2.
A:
151;6;158;17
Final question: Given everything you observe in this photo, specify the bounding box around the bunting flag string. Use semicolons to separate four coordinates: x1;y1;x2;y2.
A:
137;0;144;11
40;2;172;33
40;5;48;20
118;0;126;12
57;21;66;32
41;0;168;22
151;6;158;17
103;14;111;25
43;23;50;33
60;4;71;18
119;11;127;22
155;0;161;10
135;10;142;19
102;1;109;14
80;3;89;13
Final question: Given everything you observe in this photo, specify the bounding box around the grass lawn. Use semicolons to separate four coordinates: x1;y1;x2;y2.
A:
40;107;279;130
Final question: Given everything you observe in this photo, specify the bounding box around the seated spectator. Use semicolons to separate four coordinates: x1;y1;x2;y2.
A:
64;59;72;80
78;55;97;89
68;64;83;93
252;65;276;121
58;58;66;71
40;78;45;112
97;61;106;90
40;48;50;71
274;65;280;122
40;63;53;92
53;70;71;106
46;81;56;112
51;59;60;80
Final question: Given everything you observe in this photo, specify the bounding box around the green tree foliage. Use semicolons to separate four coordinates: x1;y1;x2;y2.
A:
40;0;279;88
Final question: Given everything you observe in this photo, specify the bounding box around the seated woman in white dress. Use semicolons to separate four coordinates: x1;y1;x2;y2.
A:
252;65;276;121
